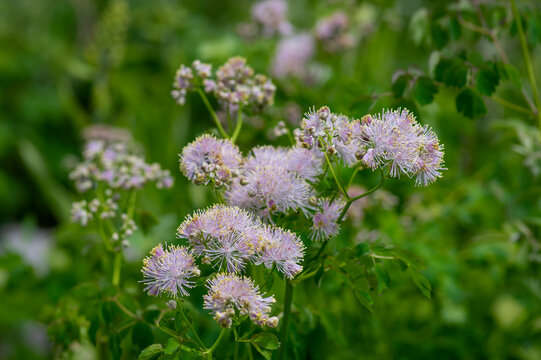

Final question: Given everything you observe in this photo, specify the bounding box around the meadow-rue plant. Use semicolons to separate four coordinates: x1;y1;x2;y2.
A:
133;56;447;359
250;0;292;37
69;128;174;286
16;2;541;360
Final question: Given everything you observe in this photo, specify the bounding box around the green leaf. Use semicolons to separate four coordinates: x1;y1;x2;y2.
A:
163;338;180;355
434;58;468;88
251;342;272;360
354;288;374;312
456;87;487;118
132;322;154;350
251;332;280;350
430;22;449;49
476;67;500;96
496;62;522;89
314;262;325;286
391;73;411;98
71;282;100;300
449;17;462;40
412;76;438;105
408;267;432;299
354;243;370;257
375;264;390;295
138;344;163;360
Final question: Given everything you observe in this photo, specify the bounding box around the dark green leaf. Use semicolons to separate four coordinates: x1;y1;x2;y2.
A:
449;17;462;40
412;76;438;105
431;22;449;49
391;73;411;98
354;243;370;257
251;332;280;350
314;262;325;286
354;288;374;312
456;87;487;119
251;343;272;360
495;61;521;89
132;322;154;350
408;267;432;299
375;264;390;295
476;67;500;96
434;58;468;88
138;344;163;360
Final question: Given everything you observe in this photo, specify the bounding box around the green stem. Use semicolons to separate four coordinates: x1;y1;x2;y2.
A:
231;106;243;144
491;95;534;115
112;251;122;286
285;128;296;145
347;167;360;190
205;328;227;360
337;167;386;223
277;280;293;360
179;304;206;349
511;0;541;129
215;188;225;204
197;88;229;139
310;168;386;263
233;327;239;360
322;142;349;199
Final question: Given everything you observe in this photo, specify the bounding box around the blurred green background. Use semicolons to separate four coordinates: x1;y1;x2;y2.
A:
1;0;540;359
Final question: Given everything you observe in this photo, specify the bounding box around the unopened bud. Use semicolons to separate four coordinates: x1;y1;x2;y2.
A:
327;145;337;155
166;300;177;310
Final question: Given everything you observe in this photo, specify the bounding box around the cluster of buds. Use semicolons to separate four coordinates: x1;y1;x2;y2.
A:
296;106;363;166
315;11;355;53
251;0;292;37
172;57;276;112
70;193;118;227
268;121;289;139
171;60;213;105
69;140;174;193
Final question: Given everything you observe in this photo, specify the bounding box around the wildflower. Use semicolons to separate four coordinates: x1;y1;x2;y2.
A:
272;33;315;79
70;139;174;193
251;0;292;37
297;106;362;166
179;134;243;187
310;198;346;241
71;200;92;226
226;164;313;218
315;11;355;53
141;244;200;297
203;273;276;327
255;226;305;279
171;64;194;105
177;205;263;271
359;108;445;185
215;57;276;110
284;147;324;182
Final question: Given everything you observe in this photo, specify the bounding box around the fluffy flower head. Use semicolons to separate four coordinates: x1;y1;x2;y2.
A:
177;205;262;272
310;198;346;241
203;273;277;328
141;244;200;297
255;226;305;279
359;109;445;185
180;134;243;187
